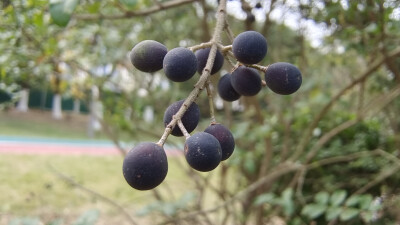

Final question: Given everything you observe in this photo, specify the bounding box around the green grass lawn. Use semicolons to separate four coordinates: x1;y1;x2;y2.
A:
0;110;229;224
0;154;192;225
0;110;195;224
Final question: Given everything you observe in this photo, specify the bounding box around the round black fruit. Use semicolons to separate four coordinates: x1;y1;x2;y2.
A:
163;100;200;136
264;62;302;95
231;66;262;96
130;40;168;73
217;74;241;101
195;48;224;75
163;47;198;82
184;132;222;172
204;124;235;161
122;142;168;190
232;31;267;64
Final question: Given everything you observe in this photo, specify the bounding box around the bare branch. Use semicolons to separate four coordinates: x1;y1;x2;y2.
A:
291;46;400;161
49;164;138;225
161;162;303;224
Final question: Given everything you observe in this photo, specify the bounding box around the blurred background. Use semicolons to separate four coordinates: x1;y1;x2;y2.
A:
1;0;400;224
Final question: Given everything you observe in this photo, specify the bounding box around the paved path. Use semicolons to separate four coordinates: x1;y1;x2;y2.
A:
0;136;182;156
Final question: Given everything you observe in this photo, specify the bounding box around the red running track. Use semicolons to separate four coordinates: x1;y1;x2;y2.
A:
0;139;183;156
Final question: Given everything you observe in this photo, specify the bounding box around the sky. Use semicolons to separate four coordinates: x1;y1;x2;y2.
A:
225;0;331;48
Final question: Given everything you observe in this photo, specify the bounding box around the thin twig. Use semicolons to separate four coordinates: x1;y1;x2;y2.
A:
352;149;400;196
224;19;235;42
189;42;212;51
177;119;191;139
205;81;216;124
246;64;268;72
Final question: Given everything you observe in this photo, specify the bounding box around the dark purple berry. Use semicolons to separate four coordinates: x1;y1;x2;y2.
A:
204;124;235;161
217;74;241;101
122;142;168;190
264;62;302;95
184;132;222;172
163;100;200;136
163;47;198;82
231;66;262;96
232;31;267;64
130;40;168;73
195;48;224;75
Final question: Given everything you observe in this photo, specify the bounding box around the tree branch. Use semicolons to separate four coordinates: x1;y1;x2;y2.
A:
160;162;303;224
74;0;199;20
290;46;400;161
48;164;138;225
157;0;227;146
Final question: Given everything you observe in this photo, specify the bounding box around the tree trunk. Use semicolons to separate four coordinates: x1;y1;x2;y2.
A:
143;106;154;123
87;85;103;138
73;99;80;114
16;88;29;112
52;93;63;119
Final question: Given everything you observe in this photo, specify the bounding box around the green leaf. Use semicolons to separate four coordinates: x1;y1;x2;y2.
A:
281;189;294;216
120;0;138;9
368;201;382;211
8;217;42;225
161;203;176;216
362;211;374;222
282;188;293;201
72;209;100;225
301;204;327;219
330;190;347;206
49;0;79;27
325;207;341;221
344;195;360;207
315;192;329;205
339;208;359;221
48;219;64;225
87;2;101;13
358;195;373;210
244;155;256;174
33;11;43;27
254;193;276;206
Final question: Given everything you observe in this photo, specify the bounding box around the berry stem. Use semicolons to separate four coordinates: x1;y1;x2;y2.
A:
246;64;268;72
205;81;216;124
219;44;232;53
218;44;236;67
224;19;235;42
177;119;191;139
189;42;212;52
157;0;228;146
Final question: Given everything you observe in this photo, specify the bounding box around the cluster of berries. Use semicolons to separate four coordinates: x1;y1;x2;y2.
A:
123;30;302;190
